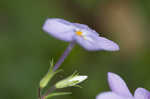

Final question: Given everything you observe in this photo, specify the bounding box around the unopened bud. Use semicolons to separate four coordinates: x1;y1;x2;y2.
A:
55;72;88;89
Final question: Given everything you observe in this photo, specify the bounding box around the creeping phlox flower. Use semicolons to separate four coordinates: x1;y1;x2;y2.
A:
96;72;150;99
55;72;88;89
43;18;119;51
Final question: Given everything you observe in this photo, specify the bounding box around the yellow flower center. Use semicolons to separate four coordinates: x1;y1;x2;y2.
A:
76;31;83;36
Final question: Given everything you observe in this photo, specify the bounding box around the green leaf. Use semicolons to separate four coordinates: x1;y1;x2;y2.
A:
45;92;72;99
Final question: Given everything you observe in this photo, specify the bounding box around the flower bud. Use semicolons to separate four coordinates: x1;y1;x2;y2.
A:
55;72;88;89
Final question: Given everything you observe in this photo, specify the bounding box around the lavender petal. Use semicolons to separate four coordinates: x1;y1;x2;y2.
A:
134;88;150;99
108;72;133;97
75;34;119;51
96;92;129;99
43;18;75;42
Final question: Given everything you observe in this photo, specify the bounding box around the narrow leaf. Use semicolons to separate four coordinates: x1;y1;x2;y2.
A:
46;92;72;99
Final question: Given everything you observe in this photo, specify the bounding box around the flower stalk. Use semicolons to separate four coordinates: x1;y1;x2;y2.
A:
53;41;75;71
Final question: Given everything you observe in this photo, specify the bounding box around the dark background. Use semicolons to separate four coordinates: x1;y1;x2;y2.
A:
0;0;150;99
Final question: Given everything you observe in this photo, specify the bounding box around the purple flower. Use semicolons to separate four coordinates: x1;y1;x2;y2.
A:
96;72;150;99
43;18;119;51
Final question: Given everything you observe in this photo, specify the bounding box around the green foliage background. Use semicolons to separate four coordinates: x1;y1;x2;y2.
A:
0;0;150;99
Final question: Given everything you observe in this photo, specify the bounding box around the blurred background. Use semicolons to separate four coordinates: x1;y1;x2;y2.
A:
0;0;150;99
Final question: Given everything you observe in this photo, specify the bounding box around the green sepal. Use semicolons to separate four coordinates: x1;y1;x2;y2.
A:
45;92;72;99
40;59;62;88
73;85;82;88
